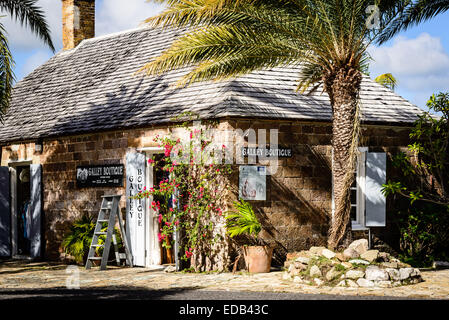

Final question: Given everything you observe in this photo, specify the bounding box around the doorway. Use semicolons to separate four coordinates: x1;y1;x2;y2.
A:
15;165;31;256
144;150;177;268
6;162;42;259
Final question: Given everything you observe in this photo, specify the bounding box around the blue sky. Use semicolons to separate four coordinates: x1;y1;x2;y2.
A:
3;0;449;110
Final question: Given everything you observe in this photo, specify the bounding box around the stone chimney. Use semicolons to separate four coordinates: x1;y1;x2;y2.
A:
62;0;95;50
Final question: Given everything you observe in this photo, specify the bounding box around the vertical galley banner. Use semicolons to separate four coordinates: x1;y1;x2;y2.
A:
239;166;266;201
126;152;146;266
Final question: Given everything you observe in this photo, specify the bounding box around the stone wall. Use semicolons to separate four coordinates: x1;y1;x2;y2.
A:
1;119;413;265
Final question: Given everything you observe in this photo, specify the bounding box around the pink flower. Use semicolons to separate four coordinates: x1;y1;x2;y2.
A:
174;220;180;226
158;214;162;224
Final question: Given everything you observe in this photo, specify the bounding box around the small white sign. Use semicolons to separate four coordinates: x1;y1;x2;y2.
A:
239;166;266;201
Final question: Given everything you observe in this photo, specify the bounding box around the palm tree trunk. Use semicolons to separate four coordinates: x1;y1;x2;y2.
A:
326;67;362;250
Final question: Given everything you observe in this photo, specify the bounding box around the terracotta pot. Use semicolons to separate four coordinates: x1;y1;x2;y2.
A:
243;245;273;273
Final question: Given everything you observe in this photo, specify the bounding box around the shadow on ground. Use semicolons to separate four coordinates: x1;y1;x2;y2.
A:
0;286;428;300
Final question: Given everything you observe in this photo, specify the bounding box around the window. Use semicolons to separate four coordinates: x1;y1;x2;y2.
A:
332;147;381;231
351;148;367;230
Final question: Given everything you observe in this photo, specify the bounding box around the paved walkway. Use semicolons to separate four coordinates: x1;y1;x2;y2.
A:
0;260;448;299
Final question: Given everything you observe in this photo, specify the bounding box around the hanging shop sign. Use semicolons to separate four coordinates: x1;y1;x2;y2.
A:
241;146;293;159
239;166;266;201
76;164;124;188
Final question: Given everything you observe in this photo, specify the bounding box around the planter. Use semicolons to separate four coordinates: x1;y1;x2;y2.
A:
243;245;273;273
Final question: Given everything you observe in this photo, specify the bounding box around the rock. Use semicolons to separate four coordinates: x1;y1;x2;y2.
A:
314;278;324;286
293;276;304;283
337;280;346;287
335;253;347;262
411;268;421;277
289;267;301;277
349;259;370;265
346;279;359;288
164;265;176;273
282;272;292;280
357;278;375;287
385;268;401;281
381;261;398;268
310;265;322;278
348;239;369;255
378;252;391;262
309;246;327;255
345;270;365;279
341;262;353;269
399;268;414;280
321;249;336;259
398;261;412;268
375;280;393;288
365;266;389;281
294;261;308;270
295;257;310;265
433;261;449;269
360;250;379;262
325;267;340;281
343;248;359;259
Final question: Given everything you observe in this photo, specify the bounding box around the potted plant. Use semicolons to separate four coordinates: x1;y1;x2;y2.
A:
225;199;273;273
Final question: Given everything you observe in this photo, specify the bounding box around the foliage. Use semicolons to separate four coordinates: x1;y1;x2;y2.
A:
0;0;54;121
382;92;449;206
132;114;233;264
394;203;449;267
62;214;123;264
374;73;397;90
225;199;261;239
382;92;449;267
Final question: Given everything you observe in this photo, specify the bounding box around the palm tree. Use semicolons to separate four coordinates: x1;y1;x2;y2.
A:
137;0;419;249
0;0;55;122
375;73;397;90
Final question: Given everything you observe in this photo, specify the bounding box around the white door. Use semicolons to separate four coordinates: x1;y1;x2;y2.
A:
144;149;164;267
125;152;146;266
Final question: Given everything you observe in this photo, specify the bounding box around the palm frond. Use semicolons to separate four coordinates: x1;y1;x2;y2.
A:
0;22;14;124
225;199;261;238
375;72;398;90
377;0;449;45
0;0;55;51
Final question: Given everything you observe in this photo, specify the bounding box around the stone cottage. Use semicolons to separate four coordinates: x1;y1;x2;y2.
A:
0;0;424;270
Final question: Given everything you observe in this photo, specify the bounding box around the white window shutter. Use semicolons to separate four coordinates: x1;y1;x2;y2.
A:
126;152;146;266
30;164;42;258
365;152;387;227
0;167;11;257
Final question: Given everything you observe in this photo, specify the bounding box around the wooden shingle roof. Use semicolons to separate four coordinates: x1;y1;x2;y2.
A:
0;26;424;143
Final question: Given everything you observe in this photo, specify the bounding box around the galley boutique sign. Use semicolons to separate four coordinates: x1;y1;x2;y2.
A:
76;165;124;188
125;153;146;267
241;146;293;159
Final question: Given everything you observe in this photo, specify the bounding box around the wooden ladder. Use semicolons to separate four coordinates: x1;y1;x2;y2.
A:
85;195;133;270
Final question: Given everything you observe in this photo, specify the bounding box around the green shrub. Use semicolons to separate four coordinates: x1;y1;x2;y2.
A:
395;203;449;267
62;215;123;264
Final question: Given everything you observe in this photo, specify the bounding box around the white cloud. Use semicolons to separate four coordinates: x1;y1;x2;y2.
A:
369;33;449;107
96;0;164;36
